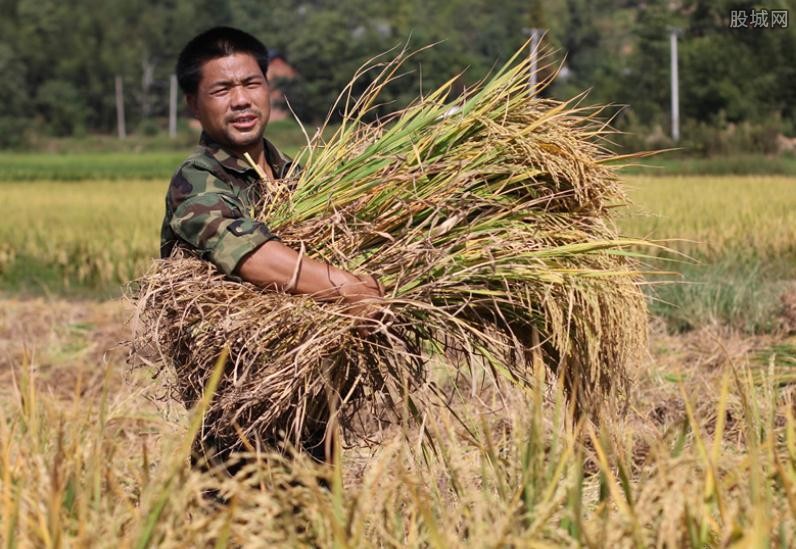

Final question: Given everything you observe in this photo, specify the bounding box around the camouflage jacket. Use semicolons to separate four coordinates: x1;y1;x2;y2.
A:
160;132;298;276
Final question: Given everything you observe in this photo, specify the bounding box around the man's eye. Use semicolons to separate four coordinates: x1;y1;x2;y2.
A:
211;88;229;96
245;81;262;89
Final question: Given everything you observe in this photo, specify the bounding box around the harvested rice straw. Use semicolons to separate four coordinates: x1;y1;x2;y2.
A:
132;42;648;458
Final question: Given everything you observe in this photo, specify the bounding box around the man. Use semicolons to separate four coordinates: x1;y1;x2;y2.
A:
161;26;383;468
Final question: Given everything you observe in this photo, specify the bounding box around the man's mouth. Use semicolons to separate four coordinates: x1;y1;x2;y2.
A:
230;113;258;131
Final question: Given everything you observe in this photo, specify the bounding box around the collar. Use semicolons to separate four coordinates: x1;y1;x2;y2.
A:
198;131;293;179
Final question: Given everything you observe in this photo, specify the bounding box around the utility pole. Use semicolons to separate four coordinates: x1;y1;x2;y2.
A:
523;27;543;91
669;28;680;142
169;74;178;139
115;76;126;139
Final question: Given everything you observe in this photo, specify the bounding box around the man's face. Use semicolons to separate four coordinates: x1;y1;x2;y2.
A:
188;53;271;152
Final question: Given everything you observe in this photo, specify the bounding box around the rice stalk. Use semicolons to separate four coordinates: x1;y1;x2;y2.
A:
131;42;648;457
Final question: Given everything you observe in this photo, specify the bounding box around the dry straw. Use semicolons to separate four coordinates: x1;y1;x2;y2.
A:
131;42;649;460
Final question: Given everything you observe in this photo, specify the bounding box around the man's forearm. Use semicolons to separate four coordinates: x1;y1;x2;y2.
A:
235;240;375;301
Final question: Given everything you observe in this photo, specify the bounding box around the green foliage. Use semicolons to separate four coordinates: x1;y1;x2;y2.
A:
680;114;790;156
35;80;88;136
0;42;30;147
620;1;679;127
3;0;224;138
0;0;793;152
615;114;792;157
547;0;795;155
242;0;537;123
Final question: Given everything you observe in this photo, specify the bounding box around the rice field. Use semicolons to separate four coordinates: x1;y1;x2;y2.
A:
3;175;795;302
2;172;796;545
621;176;796;333
2;297;796;546
0;180;163;295
621;175;796;260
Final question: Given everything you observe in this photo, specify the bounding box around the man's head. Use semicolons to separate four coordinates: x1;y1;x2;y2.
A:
177;27;271;153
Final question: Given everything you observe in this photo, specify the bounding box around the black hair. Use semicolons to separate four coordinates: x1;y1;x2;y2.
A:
176;26;269;95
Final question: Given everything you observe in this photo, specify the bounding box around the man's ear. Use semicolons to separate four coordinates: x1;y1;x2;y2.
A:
186;94;199;118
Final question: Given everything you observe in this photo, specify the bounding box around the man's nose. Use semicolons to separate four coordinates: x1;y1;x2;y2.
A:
229;84;251;109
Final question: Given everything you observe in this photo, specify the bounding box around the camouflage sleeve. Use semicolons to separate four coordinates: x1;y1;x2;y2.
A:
167;162;279;276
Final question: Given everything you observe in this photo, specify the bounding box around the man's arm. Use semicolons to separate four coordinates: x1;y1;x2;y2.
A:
236;240;383;309
167;162;383;311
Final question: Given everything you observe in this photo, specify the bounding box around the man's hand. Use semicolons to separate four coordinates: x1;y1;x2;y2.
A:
338;274;390;337
338;273;382;302
237;241;390;336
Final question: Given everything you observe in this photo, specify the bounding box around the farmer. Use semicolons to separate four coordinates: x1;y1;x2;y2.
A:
160;26;384;469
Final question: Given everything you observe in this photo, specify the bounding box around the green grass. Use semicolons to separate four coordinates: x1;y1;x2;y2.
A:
644;257;790;334
616;154;796;176
0;119;316;181
4;125;793;181
0;152;189;181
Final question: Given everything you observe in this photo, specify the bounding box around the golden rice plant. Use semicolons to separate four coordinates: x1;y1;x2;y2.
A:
0;180;161;291
621;175;796;259
3;345;795;546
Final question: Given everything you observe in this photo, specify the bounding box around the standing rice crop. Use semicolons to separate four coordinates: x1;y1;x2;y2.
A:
131;43;648;457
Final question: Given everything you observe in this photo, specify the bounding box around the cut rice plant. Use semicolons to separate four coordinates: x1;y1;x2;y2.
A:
131;43;649;458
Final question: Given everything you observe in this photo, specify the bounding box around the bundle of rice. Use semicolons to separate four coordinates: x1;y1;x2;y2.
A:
132;44;648;457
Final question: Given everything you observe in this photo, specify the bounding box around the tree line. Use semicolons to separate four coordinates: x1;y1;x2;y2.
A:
0;0;793;153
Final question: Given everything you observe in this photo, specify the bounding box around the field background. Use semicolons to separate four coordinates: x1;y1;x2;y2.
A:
4;164;795;332
3;0;795;540
3;148;796;545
